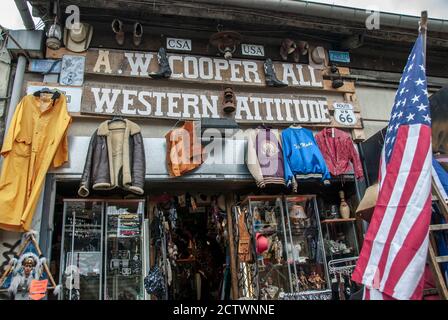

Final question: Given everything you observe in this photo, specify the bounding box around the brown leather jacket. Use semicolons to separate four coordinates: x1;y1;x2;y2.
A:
166;121;204;177
78;119;145;196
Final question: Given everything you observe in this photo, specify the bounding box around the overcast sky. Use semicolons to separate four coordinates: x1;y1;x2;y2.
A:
0;0;447;29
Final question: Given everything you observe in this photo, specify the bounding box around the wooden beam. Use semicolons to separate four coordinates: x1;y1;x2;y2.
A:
225;193;239;300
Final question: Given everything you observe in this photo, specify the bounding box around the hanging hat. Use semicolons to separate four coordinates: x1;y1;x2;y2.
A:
256;233;269;254
311;46;326;65
63;22;93;53
356;183;379;222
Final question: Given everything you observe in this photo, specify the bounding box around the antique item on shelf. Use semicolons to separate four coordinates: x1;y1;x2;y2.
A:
238;208;253;263
253;207;262;232
256;233;269;254
298;270;310;291
63;22;93;53
281;126;331;192
150;47;172;78
0;93;71;231
330;205;340;219
46;16;62;50
261;276;280;300
246;128;286;188
289;204;309;227
112;19;124;45
308;271;326;290
329;65;344;89
133;22;143;46
295;41;309;61
280;38;297;60
265;208;277;225
209;30;241;60
315;128;364;179
263;58;287;87
339;191;351;219
78;119;145;197
166;121;204;177
60;55;86;86
222;87;236;113
271;235;283;265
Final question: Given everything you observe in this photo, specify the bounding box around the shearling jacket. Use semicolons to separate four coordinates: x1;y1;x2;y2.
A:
78;119;145;197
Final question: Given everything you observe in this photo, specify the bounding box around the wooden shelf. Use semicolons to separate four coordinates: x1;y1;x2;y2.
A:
320;218;356;224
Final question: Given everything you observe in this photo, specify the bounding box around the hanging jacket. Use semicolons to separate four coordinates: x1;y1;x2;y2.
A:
166;121;204;177
246;128;285;187
0;94;71;231
78;119;145;197
315;128;364;179
281;126;330;189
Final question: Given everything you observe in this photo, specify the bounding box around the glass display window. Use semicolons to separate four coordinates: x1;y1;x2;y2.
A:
59;199;145;300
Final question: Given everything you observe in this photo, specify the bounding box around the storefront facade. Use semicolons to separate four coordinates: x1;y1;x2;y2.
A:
1;0;447;300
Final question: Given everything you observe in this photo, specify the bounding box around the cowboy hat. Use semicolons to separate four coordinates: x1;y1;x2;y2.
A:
355;183;378;222
63;22;93;53
311;46;326;65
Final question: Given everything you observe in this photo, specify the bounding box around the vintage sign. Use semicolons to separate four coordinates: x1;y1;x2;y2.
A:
329;50;351;63
333;102;356;126
166;38;192;51
241;44;265;57
85;49;324;89
80;82;360;127
28;59;62;73
60;55;85;86
26;83;82;113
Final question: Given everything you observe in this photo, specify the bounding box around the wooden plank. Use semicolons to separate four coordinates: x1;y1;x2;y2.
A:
226;193;239;299
430;224;448;231
46;47;87;59
435;256;448;263
321;218;356;224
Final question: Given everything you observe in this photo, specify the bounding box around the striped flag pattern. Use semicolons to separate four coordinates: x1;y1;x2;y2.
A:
351;33;432;300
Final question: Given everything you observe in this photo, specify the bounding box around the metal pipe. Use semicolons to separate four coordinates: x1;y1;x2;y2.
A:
197;0;448;33
14;0;35;30
5;55;26;133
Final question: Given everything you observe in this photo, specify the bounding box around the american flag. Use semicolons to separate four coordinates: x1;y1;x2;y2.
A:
351;33;432;300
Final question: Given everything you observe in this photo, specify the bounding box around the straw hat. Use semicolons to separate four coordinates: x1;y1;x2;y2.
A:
63;22;93;53
356;183;379;222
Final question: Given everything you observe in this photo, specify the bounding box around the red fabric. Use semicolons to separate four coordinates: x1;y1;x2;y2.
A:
315;128;364;179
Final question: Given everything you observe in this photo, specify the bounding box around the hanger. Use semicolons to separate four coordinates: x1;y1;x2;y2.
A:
33;87;61;100
108;114;125;123
290;122;302;128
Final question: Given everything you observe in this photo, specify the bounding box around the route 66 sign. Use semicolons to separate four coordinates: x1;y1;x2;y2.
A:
333;102;357;126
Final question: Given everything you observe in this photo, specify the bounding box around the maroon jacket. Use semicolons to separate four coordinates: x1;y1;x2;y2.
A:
315;128;364;179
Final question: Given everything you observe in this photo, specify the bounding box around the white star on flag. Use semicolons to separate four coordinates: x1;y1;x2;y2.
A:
419;64;425;71
400;88;406;95
423;114;431;122
397;111;403;118
415;78;425;86
417;103;427;111
407;64;414;72
422;88;428;96
411;95;420;103
404;76;409;83
406;113;415;121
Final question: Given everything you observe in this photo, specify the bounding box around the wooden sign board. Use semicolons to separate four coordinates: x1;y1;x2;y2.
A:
27;82;82;113
85;49;324;89
81;82;361;128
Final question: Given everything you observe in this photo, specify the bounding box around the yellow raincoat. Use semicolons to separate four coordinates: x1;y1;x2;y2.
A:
0;94;71;232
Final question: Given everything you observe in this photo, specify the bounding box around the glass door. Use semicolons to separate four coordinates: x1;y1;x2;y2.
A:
60;200;104;300
104;200;145;300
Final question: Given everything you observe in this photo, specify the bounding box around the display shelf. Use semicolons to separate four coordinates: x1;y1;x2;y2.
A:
320;218;356;224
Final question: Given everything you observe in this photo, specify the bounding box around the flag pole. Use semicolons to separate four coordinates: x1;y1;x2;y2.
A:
420;11;428;66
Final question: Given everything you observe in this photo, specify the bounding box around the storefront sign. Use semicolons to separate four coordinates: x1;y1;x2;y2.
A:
85;49;323;89
166;38;192;51
333;102;356;126
28;59;62;73
241;44;265;57
79;82;362;127
26;83;82;113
